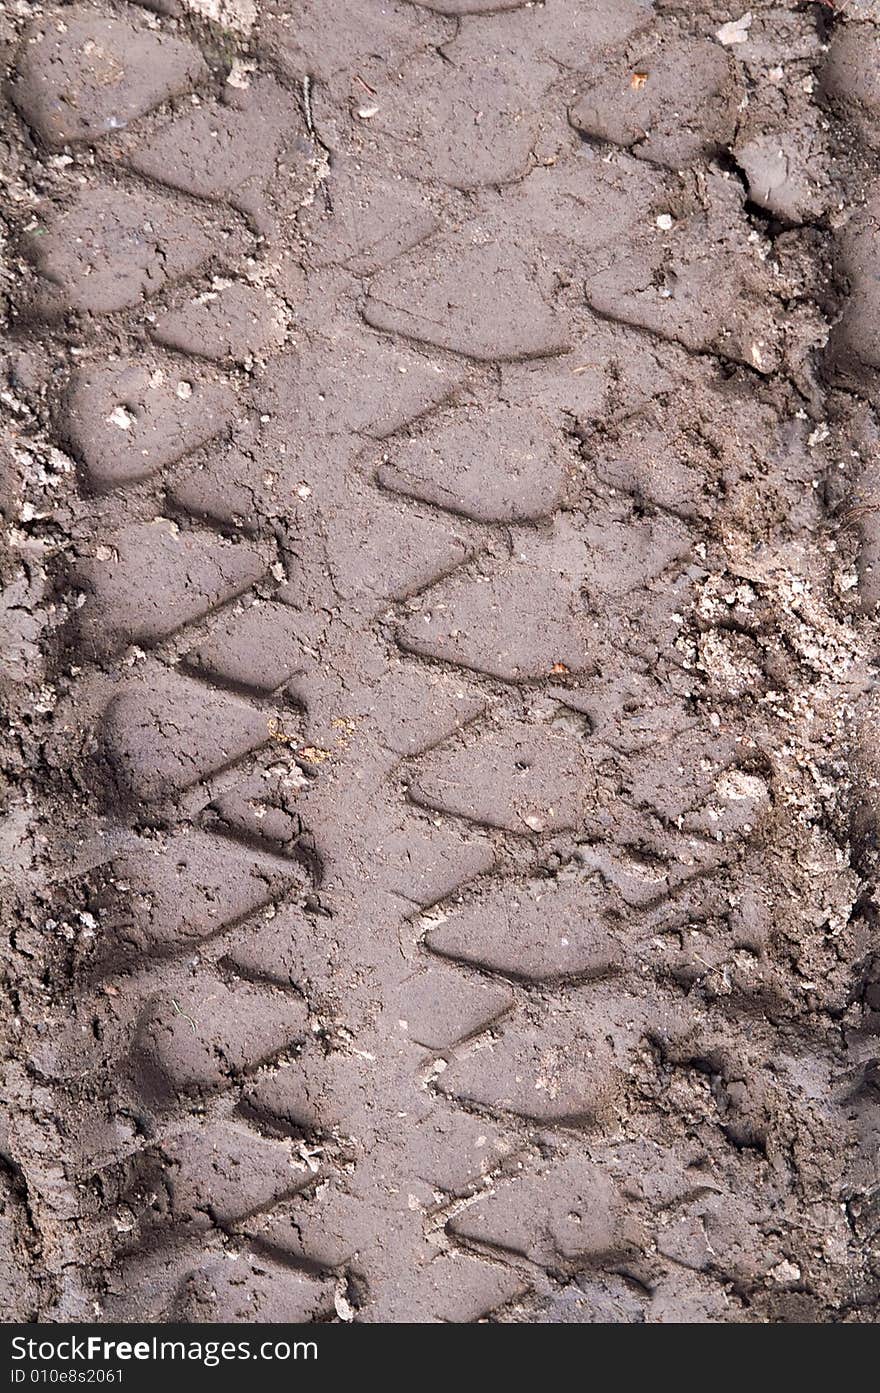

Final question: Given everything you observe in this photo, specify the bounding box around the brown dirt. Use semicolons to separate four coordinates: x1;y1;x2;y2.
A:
1;0;879;1323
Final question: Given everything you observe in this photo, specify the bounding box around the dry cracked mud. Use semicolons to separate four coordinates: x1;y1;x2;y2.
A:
1;0;880;1325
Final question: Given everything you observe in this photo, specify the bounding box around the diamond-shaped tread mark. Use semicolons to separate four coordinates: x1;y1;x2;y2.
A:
395;964;513;1053
101;669;274;805
133;976;308;1099
310;495;475;610
243;1182;527;1321
435;0;654;66
366;664;487;758
11;4;206;147
203;771;311;860
408;723;590;834
449;1156;625;1266
300;788;495;906
129;78;304;221
413;0;526;12
184;602;309;695
354;818;496;907
377;401;567;523
28;187;215;317
151;282;286;365
90;830;298;957
263;0;424;85
168;446;270;532
366;1252;527;1323
358;53;542;191
569;38;740;170
66;359;235;491
288;659;488;760
155;1121;315;1229
411;1099;516;1198
220;908;315;989
580;511;693;598
583;204;784;375
74;521;265;652
363;234;570;362
438;1018;618;1125
298;158;438;276
398;561;590;682
254;332;461;445
238;1061;324;1137
172;1256;333;1323
426;877;622;982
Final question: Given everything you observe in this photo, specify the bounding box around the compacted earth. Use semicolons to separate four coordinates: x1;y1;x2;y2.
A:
1;0;880;1324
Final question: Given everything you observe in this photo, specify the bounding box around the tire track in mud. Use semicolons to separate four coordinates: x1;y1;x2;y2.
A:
2;0;345;1322
0;0;877;1322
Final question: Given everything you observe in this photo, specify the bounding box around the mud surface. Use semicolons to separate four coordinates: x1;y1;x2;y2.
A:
1;0;880;1324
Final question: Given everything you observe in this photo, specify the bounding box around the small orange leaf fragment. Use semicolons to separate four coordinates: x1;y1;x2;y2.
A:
549;662;570;676
631;71;648;89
